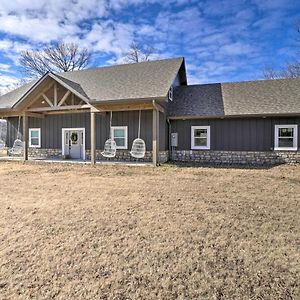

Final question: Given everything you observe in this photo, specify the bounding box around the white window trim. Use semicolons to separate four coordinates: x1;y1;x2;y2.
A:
274;124;298;151
111;126;128;149
191;126;210;150
29;128;41;148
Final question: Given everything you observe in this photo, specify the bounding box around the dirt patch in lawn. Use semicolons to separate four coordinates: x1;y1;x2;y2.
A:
0;161;299;299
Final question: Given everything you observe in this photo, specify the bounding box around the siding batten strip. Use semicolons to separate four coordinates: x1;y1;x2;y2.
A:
23;115;28;161
152;108;159;166
90;111;96;165
54;83;58;106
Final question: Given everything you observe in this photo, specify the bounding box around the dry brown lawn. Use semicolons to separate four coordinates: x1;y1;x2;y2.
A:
0;161;299;300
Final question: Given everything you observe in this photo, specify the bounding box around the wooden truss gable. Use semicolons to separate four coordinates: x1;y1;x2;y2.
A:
28;81;86;112
12;73;91;114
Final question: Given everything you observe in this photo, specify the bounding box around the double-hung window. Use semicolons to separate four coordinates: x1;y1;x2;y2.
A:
191;126;210;150
274;125;298;151
111;126;128;149
29;128;41;148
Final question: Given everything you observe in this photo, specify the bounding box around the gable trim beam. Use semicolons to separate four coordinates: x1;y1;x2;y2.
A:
58;90;71;106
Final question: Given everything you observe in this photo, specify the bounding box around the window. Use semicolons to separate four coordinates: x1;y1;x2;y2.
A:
65;131;69;145
111;126;128;149
191;126;210;150
168;86;173;101
274;125;298;151
29;128;41;148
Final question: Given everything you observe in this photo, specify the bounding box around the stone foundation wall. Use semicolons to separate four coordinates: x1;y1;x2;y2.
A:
29;148;62;159
17;148;300;166
27;148;169;163
159;151;169;164
86;150;169;163
171;150;300;165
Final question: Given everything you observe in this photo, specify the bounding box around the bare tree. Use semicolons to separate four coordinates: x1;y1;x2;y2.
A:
125;43;155;63
19;42;91;78
283;61;300;77
263;62;300;79
263;66;283;80
263;24;300;79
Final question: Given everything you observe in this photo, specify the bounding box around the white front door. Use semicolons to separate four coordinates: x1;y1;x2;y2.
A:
62;129;85;159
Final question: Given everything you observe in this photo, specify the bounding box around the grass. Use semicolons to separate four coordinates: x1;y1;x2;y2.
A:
0;161;299;299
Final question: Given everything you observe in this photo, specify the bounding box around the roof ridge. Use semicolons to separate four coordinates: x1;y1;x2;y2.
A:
221;77;300;85
179;77;300;87
57;57;184;76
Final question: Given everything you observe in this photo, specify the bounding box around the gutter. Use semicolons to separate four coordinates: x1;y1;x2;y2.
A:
89;96;166;106
168;112;300;120
167;118;172;161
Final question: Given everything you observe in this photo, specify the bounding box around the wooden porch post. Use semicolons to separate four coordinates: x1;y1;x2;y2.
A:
54;83;58;106
90;111;96;165
152;108;159;166
23;114;28;161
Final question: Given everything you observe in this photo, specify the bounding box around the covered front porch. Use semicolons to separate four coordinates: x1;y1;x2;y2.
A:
1;74;168;165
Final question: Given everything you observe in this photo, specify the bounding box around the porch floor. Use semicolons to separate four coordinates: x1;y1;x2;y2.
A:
0;156;153;166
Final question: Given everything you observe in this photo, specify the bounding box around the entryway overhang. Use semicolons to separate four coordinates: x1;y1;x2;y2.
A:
13;73;90;110
89;99;165;166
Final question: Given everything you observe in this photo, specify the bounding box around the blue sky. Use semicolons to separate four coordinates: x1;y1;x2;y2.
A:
0;0;299;93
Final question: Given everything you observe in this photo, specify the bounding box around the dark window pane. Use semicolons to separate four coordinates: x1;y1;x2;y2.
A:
31;138;39;146
194;137;207;146
279;128;293;137
278;138;294;148
115;137;125;147
194;129;207;138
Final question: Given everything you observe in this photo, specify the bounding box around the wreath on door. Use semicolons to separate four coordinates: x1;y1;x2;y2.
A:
70;132;78;144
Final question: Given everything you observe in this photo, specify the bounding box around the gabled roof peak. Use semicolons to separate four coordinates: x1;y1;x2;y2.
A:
0;57;185;109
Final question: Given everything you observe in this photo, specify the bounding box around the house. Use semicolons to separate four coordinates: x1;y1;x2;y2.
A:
0;57;299;165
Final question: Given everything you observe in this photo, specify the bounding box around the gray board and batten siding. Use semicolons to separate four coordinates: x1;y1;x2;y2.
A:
6;111;168;151
170;116;300;152
7;114;300;153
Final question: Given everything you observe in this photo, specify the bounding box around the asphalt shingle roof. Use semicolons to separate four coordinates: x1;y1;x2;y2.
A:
1;58;300;117
169;84;224;117
222;79;300;115
168;78;300;118
0;80;37;109
0;57;184;109
58;57;184;102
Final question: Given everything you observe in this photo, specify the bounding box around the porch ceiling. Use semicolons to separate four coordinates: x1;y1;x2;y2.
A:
91;99;165;113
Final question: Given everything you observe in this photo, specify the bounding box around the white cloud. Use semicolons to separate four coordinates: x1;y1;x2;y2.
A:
203;0;248;17
0;40;36;66
0;63;11;71
0;74;20;95
0;0;297;89
83;21;134;57
251;0;296;11
0;40;13;51
0;14;80;42
219;42;255;56
0;0;108;22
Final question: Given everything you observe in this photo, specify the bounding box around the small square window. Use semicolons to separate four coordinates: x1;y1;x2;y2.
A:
274;125;298;151
168;86;173;101
111;126;128;149
29;128;41;148
191;126;210;150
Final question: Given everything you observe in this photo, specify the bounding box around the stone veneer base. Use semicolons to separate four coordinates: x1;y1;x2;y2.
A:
27;148;169;164
21;148;300;165
171;150;300;165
